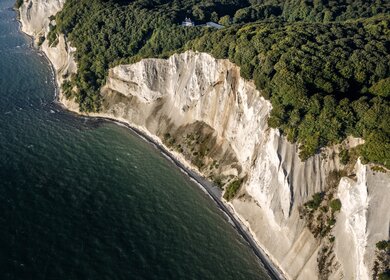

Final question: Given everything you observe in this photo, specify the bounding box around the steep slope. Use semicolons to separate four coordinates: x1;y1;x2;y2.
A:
98;53;373;280
19;1;390;279
19;0;76;92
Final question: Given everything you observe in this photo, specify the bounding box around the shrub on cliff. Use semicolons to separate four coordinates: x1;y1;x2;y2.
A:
339;149;350;165
329;199;342;212
376;240;390;251
304;192;324;210
379;271;390;280
223;179;243;201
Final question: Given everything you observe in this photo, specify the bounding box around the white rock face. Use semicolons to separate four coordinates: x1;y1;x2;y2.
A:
101;52;390;280
19;0;65;37
102;53;335;278
106;53;269;168
19;0;77;104
335;160;369;280
335;160;390;280
20;2;390;279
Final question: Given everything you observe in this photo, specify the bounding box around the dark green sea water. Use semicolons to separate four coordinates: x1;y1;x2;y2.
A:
0;1;271;279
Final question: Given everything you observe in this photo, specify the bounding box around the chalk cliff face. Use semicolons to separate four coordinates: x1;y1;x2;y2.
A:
19;0;77;95
99;53;343;279
19;1;390;280
335;160;390;280
19;0;65;36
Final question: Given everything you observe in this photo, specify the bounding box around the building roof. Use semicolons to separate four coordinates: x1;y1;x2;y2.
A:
206;22;224;29
182;17;194;26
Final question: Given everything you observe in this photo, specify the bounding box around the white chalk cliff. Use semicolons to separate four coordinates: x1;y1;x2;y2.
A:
19;0;76;94
19;1;390;279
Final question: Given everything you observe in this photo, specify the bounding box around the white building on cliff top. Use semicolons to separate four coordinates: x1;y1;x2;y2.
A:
182;18;195;27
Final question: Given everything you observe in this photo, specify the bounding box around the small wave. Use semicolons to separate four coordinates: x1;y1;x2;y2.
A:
222;211;236;228
188;177;216;202
161;152;176;165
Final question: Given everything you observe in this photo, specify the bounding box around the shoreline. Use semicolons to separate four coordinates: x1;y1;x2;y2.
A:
51;107;287;280
94;116;286;280
16;9;286;280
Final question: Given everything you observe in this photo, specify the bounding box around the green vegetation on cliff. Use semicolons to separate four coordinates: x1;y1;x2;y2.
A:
190;17;390;167
374;240;390;280
48;0;390;168
223;179;243;201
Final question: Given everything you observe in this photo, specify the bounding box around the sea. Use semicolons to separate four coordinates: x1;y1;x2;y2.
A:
0;1;271;279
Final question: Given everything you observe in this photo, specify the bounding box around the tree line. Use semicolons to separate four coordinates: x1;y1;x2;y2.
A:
48;0;389;168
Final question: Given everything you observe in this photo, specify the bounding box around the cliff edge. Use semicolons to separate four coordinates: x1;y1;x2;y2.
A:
19;1;390;279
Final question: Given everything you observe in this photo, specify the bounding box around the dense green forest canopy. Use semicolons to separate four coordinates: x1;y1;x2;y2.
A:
48;0;390;168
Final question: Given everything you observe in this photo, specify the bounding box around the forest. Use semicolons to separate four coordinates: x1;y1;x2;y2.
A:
48;0;389;168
